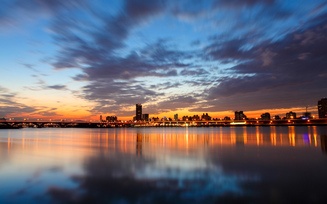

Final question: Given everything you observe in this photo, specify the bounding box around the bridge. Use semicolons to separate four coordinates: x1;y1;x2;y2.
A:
1;118;327;128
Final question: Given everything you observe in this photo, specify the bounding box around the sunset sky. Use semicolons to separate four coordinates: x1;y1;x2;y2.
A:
1;0;327;120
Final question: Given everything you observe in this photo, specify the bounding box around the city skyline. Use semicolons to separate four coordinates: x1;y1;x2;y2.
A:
1;0;327;121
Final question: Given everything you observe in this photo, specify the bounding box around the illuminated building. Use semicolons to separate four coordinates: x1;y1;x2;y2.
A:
261;112;270;120
318;98;327;118
286;111;296;119
182;115;200;121
106;116;117;122
174;114;178;121
136;103;142;121
235;111;247;120
201;113;211;120
150;117;159;122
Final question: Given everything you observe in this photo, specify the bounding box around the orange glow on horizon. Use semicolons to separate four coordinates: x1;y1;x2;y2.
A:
4;105;318;121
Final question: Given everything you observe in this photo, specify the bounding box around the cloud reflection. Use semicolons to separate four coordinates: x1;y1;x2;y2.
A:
46;130;258;203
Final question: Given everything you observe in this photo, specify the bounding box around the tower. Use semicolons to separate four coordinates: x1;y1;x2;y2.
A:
136;103;142;121
318;98;327;118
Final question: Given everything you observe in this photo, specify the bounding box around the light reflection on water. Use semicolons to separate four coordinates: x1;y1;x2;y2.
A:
1;126;327;203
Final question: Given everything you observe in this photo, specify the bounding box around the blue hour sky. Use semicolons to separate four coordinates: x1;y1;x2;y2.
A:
1;0;327;120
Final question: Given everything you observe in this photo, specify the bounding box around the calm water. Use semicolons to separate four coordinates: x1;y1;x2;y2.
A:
1;126;327;204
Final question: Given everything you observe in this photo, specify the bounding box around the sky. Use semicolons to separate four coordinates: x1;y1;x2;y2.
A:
1;0;327;121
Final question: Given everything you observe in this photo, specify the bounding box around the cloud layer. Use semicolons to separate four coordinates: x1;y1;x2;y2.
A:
1;0;327;118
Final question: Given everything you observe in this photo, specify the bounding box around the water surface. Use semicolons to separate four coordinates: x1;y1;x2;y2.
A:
1;126;327;203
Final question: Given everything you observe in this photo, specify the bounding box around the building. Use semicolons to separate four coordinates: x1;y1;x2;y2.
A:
193;115;200;120
273;115;281;120
303;112;312;119
261;112;270;120
318;98;327;118
181;115;200;121
286;111;296;119
224;116;231;120
235;111;247;120
174;114;178;121
142;114;149;121
106;116;117;122
201;113;211;120
150;117;159;122
136;103;142;121
100;115;103;121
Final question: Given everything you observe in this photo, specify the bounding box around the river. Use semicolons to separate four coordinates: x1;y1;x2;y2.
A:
1;126;327;203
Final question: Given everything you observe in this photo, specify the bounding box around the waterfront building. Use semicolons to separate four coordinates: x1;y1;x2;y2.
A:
174;114;178;121
150;117;159;122
318;98;327;118
100;115;103;122
235;111;247;120
136;103;142;121
303;112;312;119
273;115;281;120
192;115;200;120
286;111;296;119
261;112;271;120
106;116;117;122
224;116;231;120
142;114;149;121
201;113;211;120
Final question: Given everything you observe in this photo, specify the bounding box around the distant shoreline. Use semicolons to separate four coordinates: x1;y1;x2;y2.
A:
1;123;327;129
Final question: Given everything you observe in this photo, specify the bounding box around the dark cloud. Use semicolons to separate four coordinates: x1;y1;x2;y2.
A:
125;0;166;19
3;0;327;117
0;87;63;117
145;95;199;114
0;87;39;116
30;108;62;117
47;1;197;114
215;0;276;8
180;68;209;76
81;80;164;115
204;38;255;63
200;13;327;111
47;85;66;90
0;0;86;28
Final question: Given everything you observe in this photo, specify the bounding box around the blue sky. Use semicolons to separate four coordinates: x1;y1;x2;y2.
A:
1;0;327;120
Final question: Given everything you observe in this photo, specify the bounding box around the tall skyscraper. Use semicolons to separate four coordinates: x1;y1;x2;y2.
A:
318;98;327;118
174;114;178;121
136;103;142;121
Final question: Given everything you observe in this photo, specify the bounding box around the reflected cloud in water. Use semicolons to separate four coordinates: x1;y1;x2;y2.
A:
1;127;327;203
